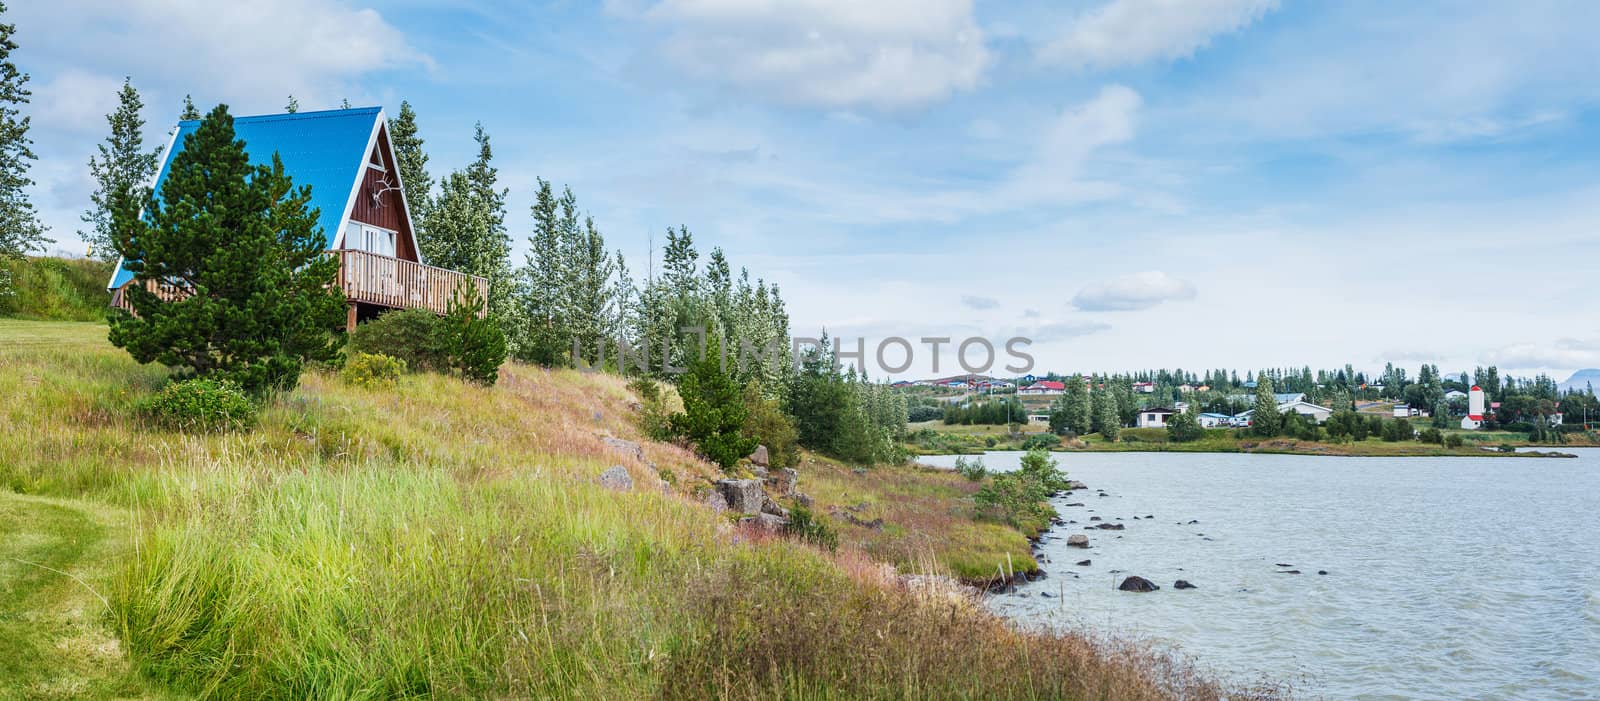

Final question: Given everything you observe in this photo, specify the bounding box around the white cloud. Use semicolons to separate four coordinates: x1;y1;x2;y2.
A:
1483;338;1600;373
32;71;125;135
1039;0;1277;70
12;0;427;111
623;0;990;110
1071;271;1196;311
960;294;999;310
1027;320;1113;342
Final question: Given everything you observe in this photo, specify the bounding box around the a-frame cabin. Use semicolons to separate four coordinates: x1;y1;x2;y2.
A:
108;107;487;328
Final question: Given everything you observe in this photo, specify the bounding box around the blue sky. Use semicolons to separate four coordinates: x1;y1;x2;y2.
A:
16;0;1600;379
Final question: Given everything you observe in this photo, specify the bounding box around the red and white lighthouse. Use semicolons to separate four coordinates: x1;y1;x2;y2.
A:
1461;385;1486;430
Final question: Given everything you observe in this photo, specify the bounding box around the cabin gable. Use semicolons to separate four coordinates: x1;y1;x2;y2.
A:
343;121;421;263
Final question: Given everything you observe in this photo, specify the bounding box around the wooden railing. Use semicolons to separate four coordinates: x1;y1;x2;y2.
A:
112;251;488;318
335;249;488;316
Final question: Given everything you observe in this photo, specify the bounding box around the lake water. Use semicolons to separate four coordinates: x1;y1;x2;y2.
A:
918;450;1600;700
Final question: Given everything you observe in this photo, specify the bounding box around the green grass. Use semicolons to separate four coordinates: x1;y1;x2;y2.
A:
0;257;115;322
0;492;169;700
0;320;1267;700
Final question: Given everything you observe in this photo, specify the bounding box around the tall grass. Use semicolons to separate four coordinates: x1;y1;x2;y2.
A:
0;256;115;321
1;321;1279;699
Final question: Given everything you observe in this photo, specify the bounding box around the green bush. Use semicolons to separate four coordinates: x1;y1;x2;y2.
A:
348;308;451;373
629;377;677;442
139;378;258;432
441;286;507;386
1021;433;1060;451
954;456;987;481
347;286;507;387
1445;434;1465;448
1418;427;1443;445
783;505;839;552
340;352;405;388
1016;449;1070;493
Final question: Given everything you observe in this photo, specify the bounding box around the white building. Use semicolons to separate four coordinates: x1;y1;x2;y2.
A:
1198;412;1232;428
1137;407;1177;428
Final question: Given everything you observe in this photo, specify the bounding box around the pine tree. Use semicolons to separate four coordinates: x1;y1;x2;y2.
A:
670;334;757;470
81;77;159;260
179;95;200;121
284;95;298;113
0;2;46;260
1096;387;1120;440
107;104;344;395
387;100;432;227
514;177;568;365
421;123;510;320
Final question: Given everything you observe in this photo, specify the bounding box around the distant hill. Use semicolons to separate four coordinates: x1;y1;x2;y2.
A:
1560;369;1600;392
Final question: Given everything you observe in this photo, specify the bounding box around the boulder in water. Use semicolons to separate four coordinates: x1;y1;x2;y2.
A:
1174;580;1197;590
1118;576;1159;592
1066;534;1090;548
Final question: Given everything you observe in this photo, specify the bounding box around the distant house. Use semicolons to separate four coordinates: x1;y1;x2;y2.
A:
108;107;486;328
1027;413;1051;426
1137;407;1177;428
1198;412;1232;428
1019;374;1037;383
890;380;913;388
1280;400;1334;424
1196;385;1211;392
1177;383;1196;393
1019;380;1065;396
1444;389;1467;401
1237;399;1334;424
1132;381;1156;394
1393;404;1416;418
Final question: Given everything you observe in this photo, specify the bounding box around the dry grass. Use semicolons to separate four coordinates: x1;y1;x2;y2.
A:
0;320;1279;700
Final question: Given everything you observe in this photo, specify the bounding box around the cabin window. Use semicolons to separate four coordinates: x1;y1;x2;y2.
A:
345;222;397;257
369;145;385;171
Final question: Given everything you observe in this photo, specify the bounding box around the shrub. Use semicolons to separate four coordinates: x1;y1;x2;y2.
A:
741;381;799;468
973;472;1053;534
340;352;405;388
984;436;997;448
347;286;507;387
1021;433;1060;451
440;285;507;386
1016;449;1070;493
139;378;258;432
348;308;450;372
1445;434;1464;448
954;456;987;481
783;505;839;552
1166;411;1204;442
629;377;677;441
1418;427;1443;445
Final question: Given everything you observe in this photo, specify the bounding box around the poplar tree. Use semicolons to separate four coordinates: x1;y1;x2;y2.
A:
81;77;159;260
1251;373;1282;437
0;2;46;260
107;104;344;395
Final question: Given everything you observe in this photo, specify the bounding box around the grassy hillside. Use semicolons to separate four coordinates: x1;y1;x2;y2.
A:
0;320;1267;700
0;256;115;321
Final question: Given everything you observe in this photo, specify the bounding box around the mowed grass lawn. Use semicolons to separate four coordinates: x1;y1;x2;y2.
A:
0;319;1261;700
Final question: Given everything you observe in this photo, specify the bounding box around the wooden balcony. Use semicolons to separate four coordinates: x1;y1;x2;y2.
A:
335;249;487;317
112;250;488;322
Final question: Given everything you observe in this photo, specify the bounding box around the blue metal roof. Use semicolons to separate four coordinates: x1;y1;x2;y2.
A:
110;107;381;289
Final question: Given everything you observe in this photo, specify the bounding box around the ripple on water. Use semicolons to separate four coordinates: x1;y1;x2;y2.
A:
920;449;1600;699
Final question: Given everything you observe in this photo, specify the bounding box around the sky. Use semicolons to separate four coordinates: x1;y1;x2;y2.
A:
12;0;1600;380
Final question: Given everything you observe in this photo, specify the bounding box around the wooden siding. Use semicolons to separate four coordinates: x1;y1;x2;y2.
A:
347;126;417;262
